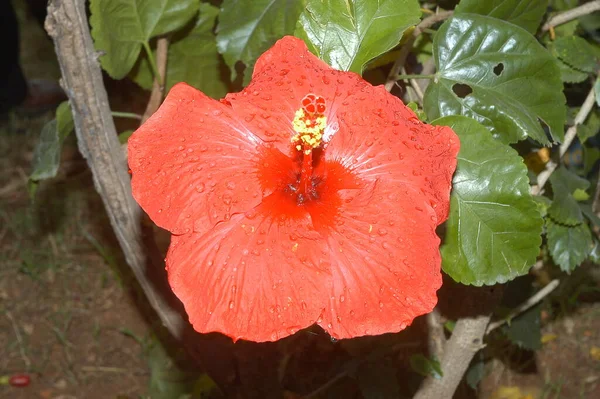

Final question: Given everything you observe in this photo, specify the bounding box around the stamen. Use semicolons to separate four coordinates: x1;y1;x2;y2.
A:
291;94;327;154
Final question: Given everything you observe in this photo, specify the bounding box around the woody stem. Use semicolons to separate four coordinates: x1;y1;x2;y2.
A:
299;146;313;196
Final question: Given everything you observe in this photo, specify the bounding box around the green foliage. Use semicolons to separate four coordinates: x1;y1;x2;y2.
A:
409;354;443;379
552;36;600;73
216;0;305;83
547;167;589;225
454;0;548;34
132;3;228;98
465;354;486;389
295;0;421;73
90;0;199;79
424;14;565;144
434;116;543;285
546;219;593;273
501;304;542;350
29;102;74;194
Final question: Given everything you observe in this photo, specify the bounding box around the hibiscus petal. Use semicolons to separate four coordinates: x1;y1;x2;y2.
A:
319;181;442;339
326;84;459;223
128;83;265;235
225;36;368;153
166;204;330;342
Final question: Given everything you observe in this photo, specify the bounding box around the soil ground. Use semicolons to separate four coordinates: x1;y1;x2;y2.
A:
1;1;599;398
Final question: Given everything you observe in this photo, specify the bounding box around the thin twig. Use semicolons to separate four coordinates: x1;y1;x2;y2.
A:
486;279;560;333
542;0;600;32
5;311;31;369
385;10;454;92
142;37;169;123
403;68;425;103
532;87;597;195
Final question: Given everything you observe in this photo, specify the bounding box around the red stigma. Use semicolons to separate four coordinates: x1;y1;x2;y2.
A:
301;94;326;115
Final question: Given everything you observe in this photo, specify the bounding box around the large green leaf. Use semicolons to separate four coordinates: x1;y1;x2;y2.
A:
547;167;589;225
132;4;228;98
546;219;593;273
454;0;548;34
295;0;421;74
30;102;74;182
434;116;543;285
424;14;565;144
90;0;199;79
216;0;305;82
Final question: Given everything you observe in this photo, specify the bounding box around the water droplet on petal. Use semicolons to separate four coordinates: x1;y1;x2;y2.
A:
379;301;384;309
339;295;345;303
229;301;234;309
196;184;205;193
378;228;387;236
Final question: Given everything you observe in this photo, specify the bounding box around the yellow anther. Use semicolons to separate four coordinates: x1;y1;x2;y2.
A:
291;108;327;152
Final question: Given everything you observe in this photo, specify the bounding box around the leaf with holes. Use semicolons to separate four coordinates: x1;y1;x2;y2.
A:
433;116;543;285
548;167;589;226
424;14;565;144
90;0;199;78
131;3;228;98
295;0;421;74
455;0;548;33
216;0;305;83
546;219;593;273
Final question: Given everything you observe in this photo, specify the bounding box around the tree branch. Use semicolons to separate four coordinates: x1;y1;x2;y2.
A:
142;37;169;123
427;307;446;360
45;0;186;346
385;10;453;92
542;0;600;32
486;279;559;334
414;315;490;399
532;86;597;195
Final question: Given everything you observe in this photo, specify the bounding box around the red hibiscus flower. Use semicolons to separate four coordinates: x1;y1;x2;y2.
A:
128;36;459;342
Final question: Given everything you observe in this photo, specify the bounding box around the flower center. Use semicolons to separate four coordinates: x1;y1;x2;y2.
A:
290;94;327;203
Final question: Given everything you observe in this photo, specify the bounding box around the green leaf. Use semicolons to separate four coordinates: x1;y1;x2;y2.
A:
583;145;600;175
216;0;305;82
595;77;600;107
556;58;589;83
90;0;199;79
295;0;421;74
552;36;599;73
29;102;74;183
454;0;548;34
501;303;542;350
466;354;486;389
434;116;543;285
409;354;443;379
546;219;593;273
589;240;600;264
548;167;589;225
132;4;229;98
580;203;600;229
533;196;552;218
424;14;566;144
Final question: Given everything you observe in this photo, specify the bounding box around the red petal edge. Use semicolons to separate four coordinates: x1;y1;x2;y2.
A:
167;207;330;342
128;83;264;235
